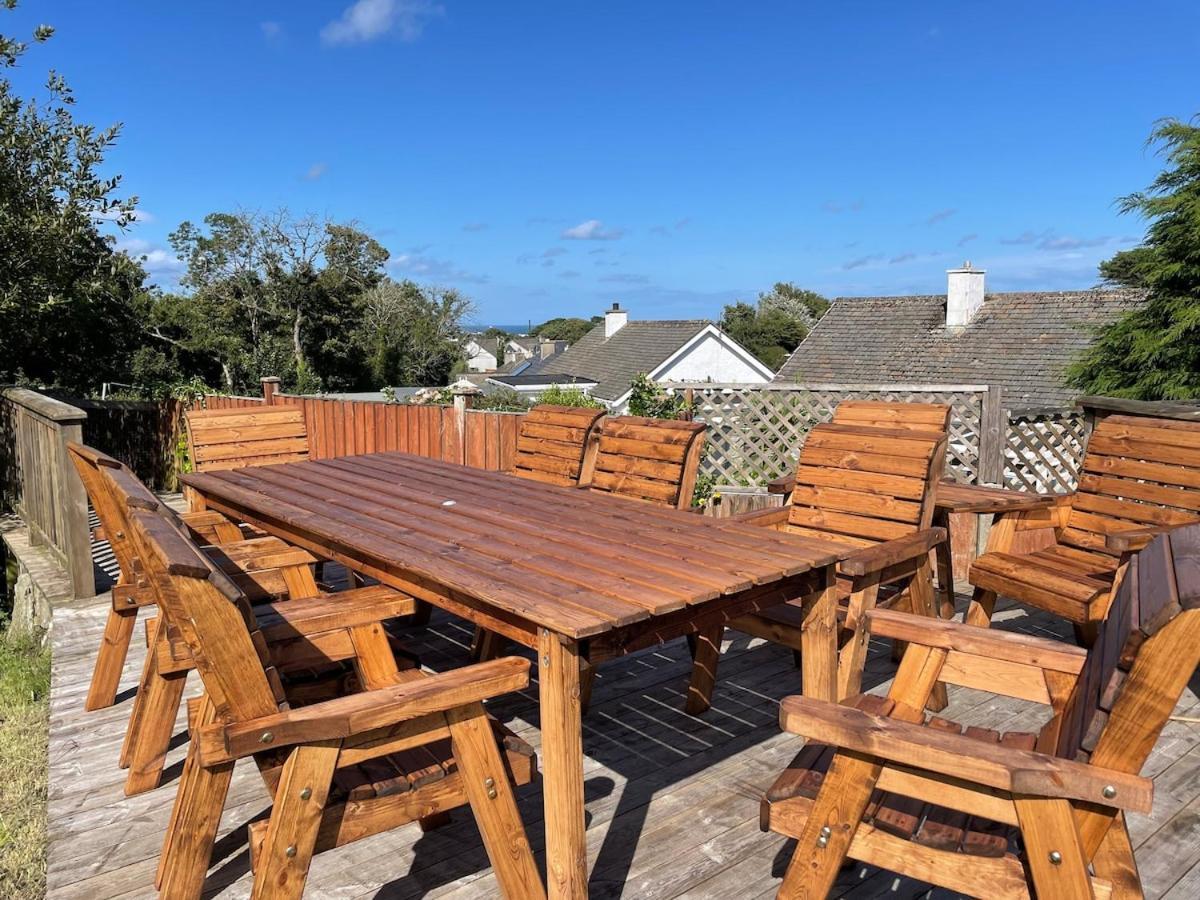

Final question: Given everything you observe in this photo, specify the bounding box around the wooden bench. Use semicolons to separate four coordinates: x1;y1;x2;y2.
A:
508;403;606;487
127;508;543;900
763;523;1200;898
686;421;949;714
587;414;706;511
185;404;310;473
965;413;1200;641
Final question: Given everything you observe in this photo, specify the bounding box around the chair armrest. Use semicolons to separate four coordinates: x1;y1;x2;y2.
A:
1107;525;1177;553
201;657;531;764
255;585;416;643
733;505;791;528
866;609;1087;675
934;481;1063;516
778;695;1152;813
838;528;945;577
767;474;795;495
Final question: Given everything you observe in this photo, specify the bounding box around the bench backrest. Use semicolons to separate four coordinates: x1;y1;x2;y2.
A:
588;415;707;510
128;508;283;724
786;423;947;549
510;404;606;487
185;405;309;473
1066;414;1200;555
1041;524;1200;779
832;400;952;433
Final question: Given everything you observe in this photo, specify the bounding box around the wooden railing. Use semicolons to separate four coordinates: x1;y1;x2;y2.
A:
0;388;94;598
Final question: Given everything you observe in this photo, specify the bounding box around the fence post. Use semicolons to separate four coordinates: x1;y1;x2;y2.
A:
451;384;481;466
261;376;281;405
977;384;1005;485
57;412;95;598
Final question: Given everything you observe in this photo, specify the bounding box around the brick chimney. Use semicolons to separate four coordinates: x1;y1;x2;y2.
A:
604;302;628;339
946;262;985;330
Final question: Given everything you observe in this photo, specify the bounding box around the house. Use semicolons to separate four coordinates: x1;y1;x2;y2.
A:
488;303;774;408
464;334;570;374
463;336;501;373
774;264;1147;411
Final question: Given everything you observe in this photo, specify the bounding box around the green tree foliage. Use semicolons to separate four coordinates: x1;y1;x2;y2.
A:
719;282;828;371
1067;118;1200;399
357;279;474;387
627;373;690;419
0;6;149;392
532;316;601;344
537;385;603;408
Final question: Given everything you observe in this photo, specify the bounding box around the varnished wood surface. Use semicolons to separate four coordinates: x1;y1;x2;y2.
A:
183;452;841;640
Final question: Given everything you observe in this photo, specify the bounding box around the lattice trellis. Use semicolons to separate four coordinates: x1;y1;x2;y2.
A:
1003;412;1089;494
665;383;991;487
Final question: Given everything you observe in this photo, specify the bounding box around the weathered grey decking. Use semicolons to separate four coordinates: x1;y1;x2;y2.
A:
46;559;1200;898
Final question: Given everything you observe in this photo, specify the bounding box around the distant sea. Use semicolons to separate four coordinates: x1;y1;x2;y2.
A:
467;323;531;334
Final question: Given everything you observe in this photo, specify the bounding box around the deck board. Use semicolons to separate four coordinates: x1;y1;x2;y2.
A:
45;530;1200;898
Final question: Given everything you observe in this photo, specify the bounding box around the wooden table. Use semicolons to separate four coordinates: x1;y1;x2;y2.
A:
183;451;841;898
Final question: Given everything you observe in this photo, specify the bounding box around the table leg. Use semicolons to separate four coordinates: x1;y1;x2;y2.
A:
932;507;956;620
538;628;588;899
800;563;839;703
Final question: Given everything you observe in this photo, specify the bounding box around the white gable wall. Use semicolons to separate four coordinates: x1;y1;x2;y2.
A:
652;329;771;384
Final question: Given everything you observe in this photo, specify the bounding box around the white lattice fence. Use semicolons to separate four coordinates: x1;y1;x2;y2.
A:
1003;411;1089;493
666;383;998;487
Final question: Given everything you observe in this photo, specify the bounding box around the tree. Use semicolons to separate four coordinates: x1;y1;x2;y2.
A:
532;316;601;344
358;280;475;387
0;6;149;392
1067;117;1200;399
719;283;827;370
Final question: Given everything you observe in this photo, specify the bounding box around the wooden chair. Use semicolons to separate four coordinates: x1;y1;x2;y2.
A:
126;509;543;900
68;442;254;711
508;403;606;486
965;413;1200;643
686;421;949;714
762;523;1200;899
587;414;707;510
87;460;415;795
184;404;310;474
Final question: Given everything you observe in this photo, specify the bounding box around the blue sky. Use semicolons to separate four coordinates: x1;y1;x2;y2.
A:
10;1;1200;323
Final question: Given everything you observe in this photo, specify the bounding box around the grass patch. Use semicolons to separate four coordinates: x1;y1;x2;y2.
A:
0;629;50;898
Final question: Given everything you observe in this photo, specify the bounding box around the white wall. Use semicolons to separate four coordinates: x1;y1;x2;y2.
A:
653;331;771;384
465;346;497;373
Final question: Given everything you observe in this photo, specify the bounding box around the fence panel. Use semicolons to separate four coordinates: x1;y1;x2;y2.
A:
463;409;522;471
1003;411;1089;493
667;383;998;487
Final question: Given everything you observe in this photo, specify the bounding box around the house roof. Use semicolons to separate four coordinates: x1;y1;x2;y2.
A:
773;289;1147;411
487;372;597;388
532;320;710;401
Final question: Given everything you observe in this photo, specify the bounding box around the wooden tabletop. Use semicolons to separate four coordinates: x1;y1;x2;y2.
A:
183;452;840;640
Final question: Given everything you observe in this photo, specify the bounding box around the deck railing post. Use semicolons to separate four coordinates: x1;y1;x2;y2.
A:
261;376;281;405
978;384;1005;486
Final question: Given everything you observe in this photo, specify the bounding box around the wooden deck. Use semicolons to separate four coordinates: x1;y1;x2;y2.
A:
45;550;1200;897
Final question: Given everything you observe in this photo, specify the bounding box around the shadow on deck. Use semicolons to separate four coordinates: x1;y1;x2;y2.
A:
42;537;1200;899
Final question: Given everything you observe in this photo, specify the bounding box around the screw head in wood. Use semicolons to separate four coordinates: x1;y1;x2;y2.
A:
260;731;274;744
487;788;498;799
542;654;551;666
816;825;831;848
299;787;312;800
484;777;495;788
285;845;297;858
115;531;125;539
1102;785;1116;799
1048;851;1062;865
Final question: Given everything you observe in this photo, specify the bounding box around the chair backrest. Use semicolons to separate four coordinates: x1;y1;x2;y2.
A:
831;400;952;434
510;405;606;487
67;442;136;566
185;405;309;473
1040;524;1200;778
588;415;707;510
785;423;947;549
1067;414;1200;555
127;508;284;724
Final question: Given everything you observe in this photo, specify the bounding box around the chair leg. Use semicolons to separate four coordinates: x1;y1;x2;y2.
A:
685;624;723;715
965;586;997;628
579;655;597;714
251;741;341;900
906;559;948;711
932;508;957;620
123;626;188;794
85;606;138;711
1091;813;1143;899
1014;796;1094;899
157;698;234;900
409;599;433;627
446;703;545;899
778;750;882;898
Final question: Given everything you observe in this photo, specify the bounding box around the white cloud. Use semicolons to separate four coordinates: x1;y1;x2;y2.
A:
462;222;488;232
117;238;184;281
304;162;328;181
261;21;283;41
321;0;442;46
925;208;957;226
389;252;487;284
561;219;625;241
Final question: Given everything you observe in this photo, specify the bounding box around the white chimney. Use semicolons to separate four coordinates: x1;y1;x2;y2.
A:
946;262;985;329
604;302;628;338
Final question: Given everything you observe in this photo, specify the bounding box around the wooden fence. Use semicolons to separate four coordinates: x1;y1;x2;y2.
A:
667;382;1005;487
0;388;94;598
